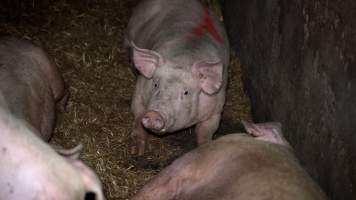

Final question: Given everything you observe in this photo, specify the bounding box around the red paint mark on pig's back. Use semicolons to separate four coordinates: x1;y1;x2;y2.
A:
191;5;223;43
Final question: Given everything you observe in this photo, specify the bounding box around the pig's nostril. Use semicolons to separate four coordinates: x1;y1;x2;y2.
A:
142;111;165;131
155;118;164;129
142;116;150;126
84;191;96;200
155;118;162;124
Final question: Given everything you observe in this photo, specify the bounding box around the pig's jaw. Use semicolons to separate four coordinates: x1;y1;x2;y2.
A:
149;128;167;134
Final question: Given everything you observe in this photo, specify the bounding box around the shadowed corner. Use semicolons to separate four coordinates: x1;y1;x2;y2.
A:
214;113;245;139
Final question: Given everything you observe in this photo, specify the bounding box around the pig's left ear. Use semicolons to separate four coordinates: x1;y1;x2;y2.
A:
192;60;223;95
131;42;163;79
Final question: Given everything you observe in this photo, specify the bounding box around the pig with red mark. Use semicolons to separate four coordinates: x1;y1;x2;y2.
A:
126;0;230;155
131;121;328;200
0;36;67;141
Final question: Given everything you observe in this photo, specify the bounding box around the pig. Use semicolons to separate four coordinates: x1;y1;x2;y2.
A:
0;107;105;200
126;0;230;155
0;36;67;141
131;121;328;200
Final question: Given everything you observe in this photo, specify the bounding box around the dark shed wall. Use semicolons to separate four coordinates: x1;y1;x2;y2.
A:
223;0;356;199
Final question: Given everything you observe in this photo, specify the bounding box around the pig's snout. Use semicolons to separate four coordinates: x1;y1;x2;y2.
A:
142;111;165;132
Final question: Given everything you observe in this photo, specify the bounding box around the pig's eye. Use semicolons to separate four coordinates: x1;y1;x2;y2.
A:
153;80;159;88
183;90;189;95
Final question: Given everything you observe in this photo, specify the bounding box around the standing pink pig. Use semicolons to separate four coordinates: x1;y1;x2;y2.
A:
0;36;67;141
126;0;230;155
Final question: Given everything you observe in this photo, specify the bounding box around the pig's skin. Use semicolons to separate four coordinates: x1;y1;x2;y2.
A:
0;36;67;141
126;0;229;155
0;108;105;200
0;36;103;200
131;122;327;200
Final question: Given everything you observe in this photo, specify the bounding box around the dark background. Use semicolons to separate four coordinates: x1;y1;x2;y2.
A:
223;0;356;199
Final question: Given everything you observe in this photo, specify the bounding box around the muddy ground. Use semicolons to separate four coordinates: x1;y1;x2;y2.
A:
0;0;251;199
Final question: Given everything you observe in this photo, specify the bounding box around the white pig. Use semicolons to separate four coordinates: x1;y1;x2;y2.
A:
126;0;230;155
0;107;105;200
131;121;328;200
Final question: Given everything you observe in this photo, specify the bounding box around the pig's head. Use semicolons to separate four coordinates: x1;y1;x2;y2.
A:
57;145;105;200
132;42;223;133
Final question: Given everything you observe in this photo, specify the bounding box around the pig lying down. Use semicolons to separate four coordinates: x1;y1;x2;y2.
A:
131;121;327;200
0;108;104;200
126;0;230;155
0;36;67;141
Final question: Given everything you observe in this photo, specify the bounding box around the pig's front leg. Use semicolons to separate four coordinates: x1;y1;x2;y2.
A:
131;80;152;155
131;117;150;156
195;114;221;145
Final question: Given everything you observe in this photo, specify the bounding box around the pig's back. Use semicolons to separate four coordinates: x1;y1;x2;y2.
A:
0;38;43;119
127;0;229;66
0;36;65;100
0;37;59;139
186;134;327;200
127;0;202;43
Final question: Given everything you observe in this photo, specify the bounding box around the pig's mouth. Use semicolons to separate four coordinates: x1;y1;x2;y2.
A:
149;128;167;135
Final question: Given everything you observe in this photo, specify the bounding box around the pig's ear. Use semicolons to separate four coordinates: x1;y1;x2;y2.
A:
131;42;163;79
242;121;289;146
192;60;223;95
53;143;83;160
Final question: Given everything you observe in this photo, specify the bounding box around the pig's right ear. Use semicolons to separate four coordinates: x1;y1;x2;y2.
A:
242;121;289;146
131;42;163;79
192;60;223;95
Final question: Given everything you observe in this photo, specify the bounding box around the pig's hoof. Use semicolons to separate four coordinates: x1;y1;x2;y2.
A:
131;145;145;156
133;157;162;170
130;145;138;155
137;147;145;156
130;140;146;156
